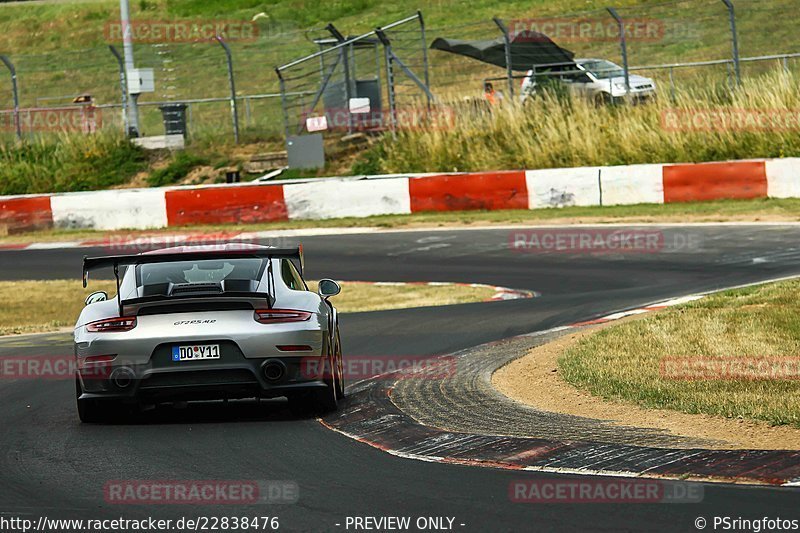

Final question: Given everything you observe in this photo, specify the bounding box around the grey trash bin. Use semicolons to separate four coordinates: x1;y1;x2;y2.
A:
158;103;187;136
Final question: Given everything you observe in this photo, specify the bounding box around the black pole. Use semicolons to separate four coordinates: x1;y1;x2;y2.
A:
721;0;742;86
0;55;21;140
607;8;630;98
108;45;129;135
215;35;240;143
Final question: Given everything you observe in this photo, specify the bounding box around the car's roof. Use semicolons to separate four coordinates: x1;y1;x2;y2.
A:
141;243;273;255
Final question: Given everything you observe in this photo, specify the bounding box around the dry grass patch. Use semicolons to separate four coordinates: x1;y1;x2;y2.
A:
559;279;800;427
0;279;495;335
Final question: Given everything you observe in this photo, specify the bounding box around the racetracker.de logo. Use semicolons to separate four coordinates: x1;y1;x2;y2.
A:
660;357;800;381
104;480;299;505
104;20;259;43
662;108;800;133
0;107;102;133
510;229;665;254
0;355;110;380
300;355;457;381
303;105;455;133
509;479;703;503
93;233;289;253
508;18;665;42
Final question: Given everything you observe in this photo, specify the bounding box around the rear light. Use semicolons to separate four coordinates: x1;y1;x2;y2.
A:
83;355;117;365
78;354;117;370
254;309;312;324
276;345;313;352
86;317;137;332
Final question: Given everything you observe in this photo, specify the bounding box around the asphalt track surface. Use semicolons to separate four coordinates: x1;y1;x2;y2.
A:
2;225;800;532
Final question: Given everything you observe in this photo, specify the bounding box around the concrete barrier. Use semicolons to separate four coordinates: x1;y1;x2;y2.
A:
2;157;797;232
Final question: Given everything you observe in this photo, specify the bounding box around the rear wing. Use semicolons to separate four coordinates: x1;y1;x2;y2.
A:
82;246;304;314
83;246;304;287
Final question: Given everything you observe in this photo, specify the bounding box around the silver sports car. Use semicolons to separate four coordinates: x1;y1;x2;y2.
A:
75;243;344;423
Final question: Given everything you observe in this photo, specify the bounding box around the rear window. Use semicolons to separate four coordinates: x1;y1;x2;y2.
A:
137;258;265;286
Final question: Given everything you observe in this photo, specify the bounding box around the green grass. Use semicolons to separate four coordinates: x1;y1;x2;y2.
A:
373;71;800;173
3;196;800;244
559;279;800;427
0;133;148;195
0;278;494;336
147;151;208;186
2;0;800;190
0;0;797;140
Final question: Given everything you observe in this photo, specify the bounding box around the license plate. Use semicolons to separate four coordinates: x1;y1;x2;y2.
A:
172;344;221;362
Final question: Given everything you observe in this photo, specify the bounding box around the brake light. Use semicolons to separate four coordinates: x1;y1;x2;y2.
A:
276;345;313;352
79;354;117;370
254;309;312;324
84;355;117;364
86;317;137;332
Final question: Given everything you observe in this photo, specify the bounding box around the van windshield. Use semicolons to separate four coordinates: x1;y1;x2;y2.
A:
579;60;624;79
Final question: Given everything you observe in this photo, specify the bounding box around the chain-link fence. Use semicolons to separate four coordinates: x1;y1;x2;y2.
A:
275;12;430;141
0;0;798;145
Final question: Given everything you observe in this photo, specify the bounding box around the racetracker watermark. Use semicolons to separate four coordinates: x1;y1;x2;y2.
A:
0;356;110;380
303;105;455;133
104;480;298;505
661;357;800;381
300;355;457;381
93;233;291;253
509;17;668;43
662;109;800;133
509;479;704;504
509;229;701;254
104;20;258;43
0;107;101;133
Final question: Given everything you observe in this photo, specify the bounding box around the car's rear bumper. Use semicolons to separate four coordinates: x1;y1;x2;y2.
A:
77;349;331;403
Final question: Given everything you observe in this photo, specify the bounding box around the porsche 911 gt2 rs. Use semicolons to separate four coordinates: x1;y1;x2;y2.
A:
75;243;344;423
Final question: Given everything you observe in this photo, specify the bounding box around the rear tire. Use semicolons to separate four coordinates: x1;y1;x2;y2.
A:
315;349;340;413
76;376;122;423
334;328;345;399
76;377;107;423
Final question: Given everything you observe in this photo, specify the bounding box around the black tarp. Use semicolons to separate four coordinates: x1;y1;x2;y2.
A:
430;30;575;72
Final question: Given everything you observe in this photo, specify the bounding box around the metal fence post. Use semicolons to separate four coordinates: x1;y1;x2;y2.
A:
215;35;240;143
721;0;742;86
326;24;353;134
607;8;630;98
0;55;21;140
275;68;291;141
375;29;397;138
493;17;514;100
606;7;631;98
108;45;129;135
669;66;676;102
418;10;431;105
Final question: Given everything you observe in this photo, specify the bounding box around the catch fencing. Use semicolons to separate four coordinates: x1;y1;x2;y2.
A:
0;0;799;144
275;12;431;139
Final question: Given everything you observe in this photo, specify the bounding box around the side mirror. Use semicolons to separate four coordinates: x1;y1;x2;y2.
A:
85;291;108;306
317;279;341;299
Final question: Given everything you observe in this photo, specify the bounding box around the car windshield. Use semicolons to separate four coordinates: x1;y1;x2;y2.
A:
137;258;265;286
579;59;624;79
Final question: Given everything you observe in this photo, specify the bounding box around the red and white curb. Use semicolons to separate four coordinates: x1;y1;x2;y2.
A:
321;276;800;486
569;294;705;327
3;157;799;232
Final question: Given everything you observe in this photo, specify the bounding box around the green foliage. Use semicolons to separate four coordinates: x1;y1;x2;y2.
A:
147;151;208;187
350;144;386;175
377;72;800;173
0;133;147;195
